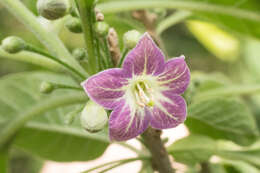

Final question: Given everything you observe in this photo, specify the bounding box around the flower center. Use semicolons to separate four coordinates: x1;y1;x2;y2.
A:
134;81;155;107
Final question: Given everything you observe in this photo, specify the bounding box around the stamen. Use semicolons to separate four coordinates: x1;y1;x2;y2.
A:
135;91;145;107
134;82;155;107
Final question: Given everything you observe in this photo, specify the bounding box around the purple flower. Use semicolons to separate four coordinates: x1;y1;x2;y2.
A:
82;33;190;141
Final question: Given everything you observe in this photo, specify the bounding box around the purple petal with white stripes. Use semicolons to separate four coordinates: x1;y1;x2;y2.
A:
150;93;187;129
81;68;129;110
109;100;151;141
123;33;165;76
158;56;190;95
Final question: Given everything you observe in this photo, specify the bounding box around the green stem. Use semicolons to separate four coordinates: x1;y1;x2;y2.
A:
95;35;103;71
52;83;83;91
98;39;109;69
194;85;260;101
75;0;97;74
82;157;149;173
98;162;130;173
156;10;192;35
0;0;87;77
116;142;143;155
117;48;129;67
97;1;260;22
26;44;86;79
0;93;87;149
102;38;113;68
0;48;64;72
0;150;9;173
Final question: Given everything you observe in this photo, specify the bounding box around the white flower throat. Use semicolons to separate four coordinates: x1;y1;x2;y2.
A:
134;81;155;107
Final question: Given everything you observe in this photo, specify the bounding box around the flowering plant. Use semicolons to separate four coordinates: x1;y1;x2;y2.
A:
0;0;259;173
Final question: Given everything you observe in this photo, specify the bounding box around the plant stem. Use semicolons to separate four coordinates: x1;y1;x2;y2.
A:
200;162;210;173
102;38;113;68
116;142;143;155
52;83;83;91
0;150;9;173
26;44;86;79
0;0;87;77
156;10;192;35
0;93;87;149
82;157;149;173
97;0;260;22
142;127;174;173
75;0;97;74
117;48;129;67
0;48;64;72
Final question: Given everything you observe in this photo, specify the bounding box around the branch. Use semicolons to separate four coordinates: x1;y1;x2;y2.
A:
142;127;174;173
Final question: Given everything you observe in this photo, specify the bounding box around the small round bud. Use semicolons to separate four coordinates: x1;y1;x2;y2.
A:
1;36;27;54
95;8;104;21
95;22;109;37
65;17;82;33
80;100;108;133
123;30;141;49
37;0;71;20
96;13;104;21
40;81;54;94
72;48;87;61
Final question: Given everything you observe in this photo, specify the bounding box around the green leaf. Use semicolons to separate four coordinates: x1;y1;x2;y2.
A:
221;160;260;173
97;0;260;38
168;135;216;165
209;164;227;173
0;72;109;161
186;98;259;145
168;135;260;168
217;141;260;168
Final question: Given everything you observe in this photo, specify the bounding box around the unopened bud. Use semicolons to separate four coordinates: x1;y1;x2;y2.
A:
95;22;109;37
37;0;71;20
123;30;141;49
72;48;87;60
1;36;27;54
40;81;54;94
95;8;104;21
65;17;82;33
80;100;108;133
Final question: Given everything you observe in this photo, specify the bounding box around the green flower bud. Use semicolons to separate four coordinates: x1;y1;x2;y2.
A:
72;48;87;61
80;100;108;133
1;36;27;54
95;22;109;37
37;0;71;20
123;30;141;49
40;81;54;94
65;17;82;33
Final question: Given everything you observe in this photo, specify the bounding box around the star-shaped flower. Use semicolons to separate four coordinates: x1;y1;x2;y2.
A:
82;33;190;141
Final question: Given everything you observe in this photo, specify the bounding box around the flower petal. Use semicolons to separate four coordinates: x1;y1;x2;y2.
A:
123;33;165;76
158;56;190;95
150;93;187;129
109;100;150;141
81;68;129;110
